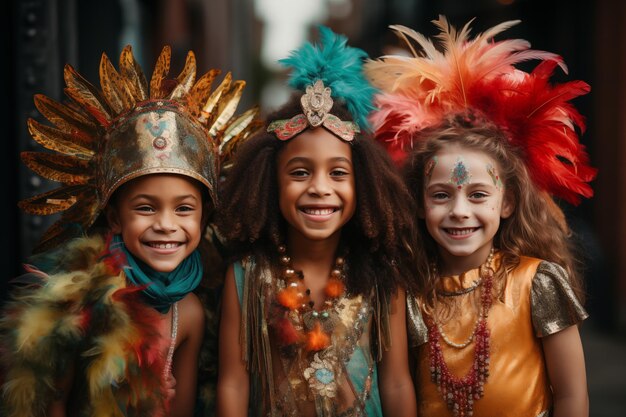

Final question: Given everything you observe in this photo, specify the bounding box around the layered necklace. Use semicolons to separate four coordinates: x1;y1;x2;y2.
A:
272;244;347;352
427;249;495;417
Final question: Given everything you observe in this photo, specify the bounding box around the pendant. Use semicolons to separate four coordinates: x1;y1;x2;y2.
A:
303;353;338;398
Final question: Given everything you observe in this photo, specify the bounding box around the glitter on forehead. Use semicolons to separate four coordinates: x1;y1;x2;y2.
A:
448;157;472;189
486;163;504;190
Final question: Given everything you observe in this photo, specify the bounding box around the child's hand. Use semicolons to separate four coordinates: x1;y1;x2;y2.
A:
165;373;177;403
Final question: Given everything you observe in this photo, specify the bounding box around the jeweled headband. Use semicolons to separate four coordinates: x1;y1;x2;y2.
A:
266;26;376;143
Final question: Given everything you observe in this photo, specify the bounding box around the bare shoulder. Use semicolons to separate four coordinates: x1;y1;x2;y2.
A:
178;292;205;340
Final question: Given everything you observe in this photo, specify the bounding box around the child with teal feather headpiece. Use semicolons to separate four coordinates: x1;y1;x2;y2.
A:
216;26;418;417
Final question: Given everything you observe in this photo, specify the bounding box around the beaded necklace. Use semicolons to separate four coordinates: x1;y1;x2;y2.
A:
273;244;347;352
427;249;495;417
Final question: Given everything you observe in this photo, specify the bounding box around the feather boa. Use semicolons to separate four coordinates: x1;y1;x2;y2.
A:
280;25;377;130
0;235;166;417
365;16;596;204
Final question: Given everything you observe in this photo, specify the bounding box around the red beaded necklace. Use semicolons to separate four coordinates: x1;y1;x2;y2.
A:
272;244;346;352
427;251;495;417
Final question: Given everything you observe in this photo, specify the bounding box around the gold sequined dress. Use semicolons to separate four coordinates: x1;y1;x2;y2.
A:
407;255;588;417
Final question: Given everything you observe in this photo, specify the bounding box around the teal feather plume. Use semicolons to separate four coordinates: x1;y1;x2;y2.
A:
280;26;377;130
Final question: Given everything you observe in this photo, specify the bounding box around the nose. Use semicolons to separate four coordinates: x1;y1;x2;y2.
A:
153;211;177;233
449;196;470;219
307;173;332;197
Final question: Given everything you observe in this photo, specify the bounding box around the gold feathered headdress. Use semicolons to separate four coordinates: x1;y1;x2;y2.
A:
20;45;259;252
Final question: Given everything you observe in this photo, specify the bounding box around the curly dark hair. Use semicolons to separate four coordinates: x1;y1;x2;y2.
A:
216;96;420;297
403;115;585;308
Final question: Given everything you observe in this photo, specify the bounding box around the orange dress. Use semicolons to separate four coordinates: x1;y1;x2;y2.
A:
407;255;587;417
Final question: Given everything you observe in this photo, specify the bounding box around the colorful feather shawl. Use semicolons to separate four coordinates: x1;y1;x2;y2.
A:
0;235;167;417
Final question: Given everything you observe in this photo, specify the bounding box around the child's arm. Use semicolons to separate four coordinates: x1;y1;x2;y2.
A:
216;265;249;417
542;325;588;417
170;292;205;417
378;287;417;417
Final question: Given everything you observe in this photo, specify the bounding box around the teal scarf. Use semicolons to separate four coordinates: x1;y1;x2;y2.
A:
111;235;203;313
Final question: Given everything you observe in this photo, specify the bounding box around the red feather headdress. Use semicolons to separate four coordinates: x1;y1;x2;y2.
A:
365;16;596;204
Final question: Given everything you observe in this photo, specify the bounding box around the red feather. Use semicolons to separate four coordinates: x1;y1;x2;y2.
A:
100;233;128;274
477;60;596;204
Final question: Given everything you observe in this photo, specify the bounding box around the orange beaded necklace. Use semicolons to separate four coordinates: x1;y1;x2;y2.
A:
272;244;346;352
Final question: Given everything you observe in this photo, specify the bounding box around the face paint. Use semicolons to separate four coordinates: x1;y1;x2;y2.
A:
448;157;472;189
486;163;504;190
424;156;438;183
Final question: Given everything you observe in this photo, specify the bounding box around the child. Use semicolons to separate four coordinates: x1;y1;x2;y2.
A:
0;45;257;416
216;27;417;417
365;17;595;417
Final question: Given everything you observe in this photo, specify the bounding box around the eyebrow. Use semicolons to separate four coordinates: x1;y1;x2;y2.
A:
285;156;352;166
129;194;200;202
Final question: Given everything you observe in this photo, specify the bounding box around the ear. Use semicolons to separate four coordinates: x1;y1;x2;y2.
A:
500;191;515;219
105;205;123;234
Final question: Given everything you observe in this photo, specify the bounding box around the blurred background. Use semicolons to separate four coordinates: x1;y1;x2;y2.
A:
1;0;624;415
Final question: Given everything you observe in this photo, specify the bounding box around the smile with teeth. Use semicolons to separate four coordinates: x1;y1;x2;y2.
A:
300;207;338;215
444;227;479;236
146;242;182;249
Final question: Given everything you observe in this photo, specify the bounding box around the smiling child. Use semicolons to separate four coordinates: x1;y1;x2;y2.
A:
0;45;257;417
366;17;595;417
216;27;418;417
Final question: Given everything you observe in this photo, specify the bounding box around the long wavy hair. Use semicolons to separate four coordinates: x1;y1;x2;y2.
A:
403;116;585;308
216;96;420;297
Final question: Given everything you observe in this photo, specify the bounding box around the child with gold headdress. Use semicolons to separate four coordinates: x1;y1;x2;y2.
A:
0;45;258;416
366;17;594;417
215;26;417;417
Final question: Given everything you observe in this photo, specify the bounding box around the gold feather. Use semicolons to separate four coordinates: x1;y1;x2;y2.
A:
64;64;112;123
32;194;100;252
220;107;258;152
99;53;135;114
220;118;262;174
187;68;220;118
150;46;171;99
119;45;149;102
27;119;95;158
34;94;100;136
209;80;244;136
169;51;197;99
58;191;101;227
18;185;87;215
21;152;92;184
200;72;231;124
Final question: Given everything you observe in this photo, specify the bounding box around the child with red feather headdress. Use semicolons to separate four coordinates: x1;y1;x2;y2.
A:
365;16;594;417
